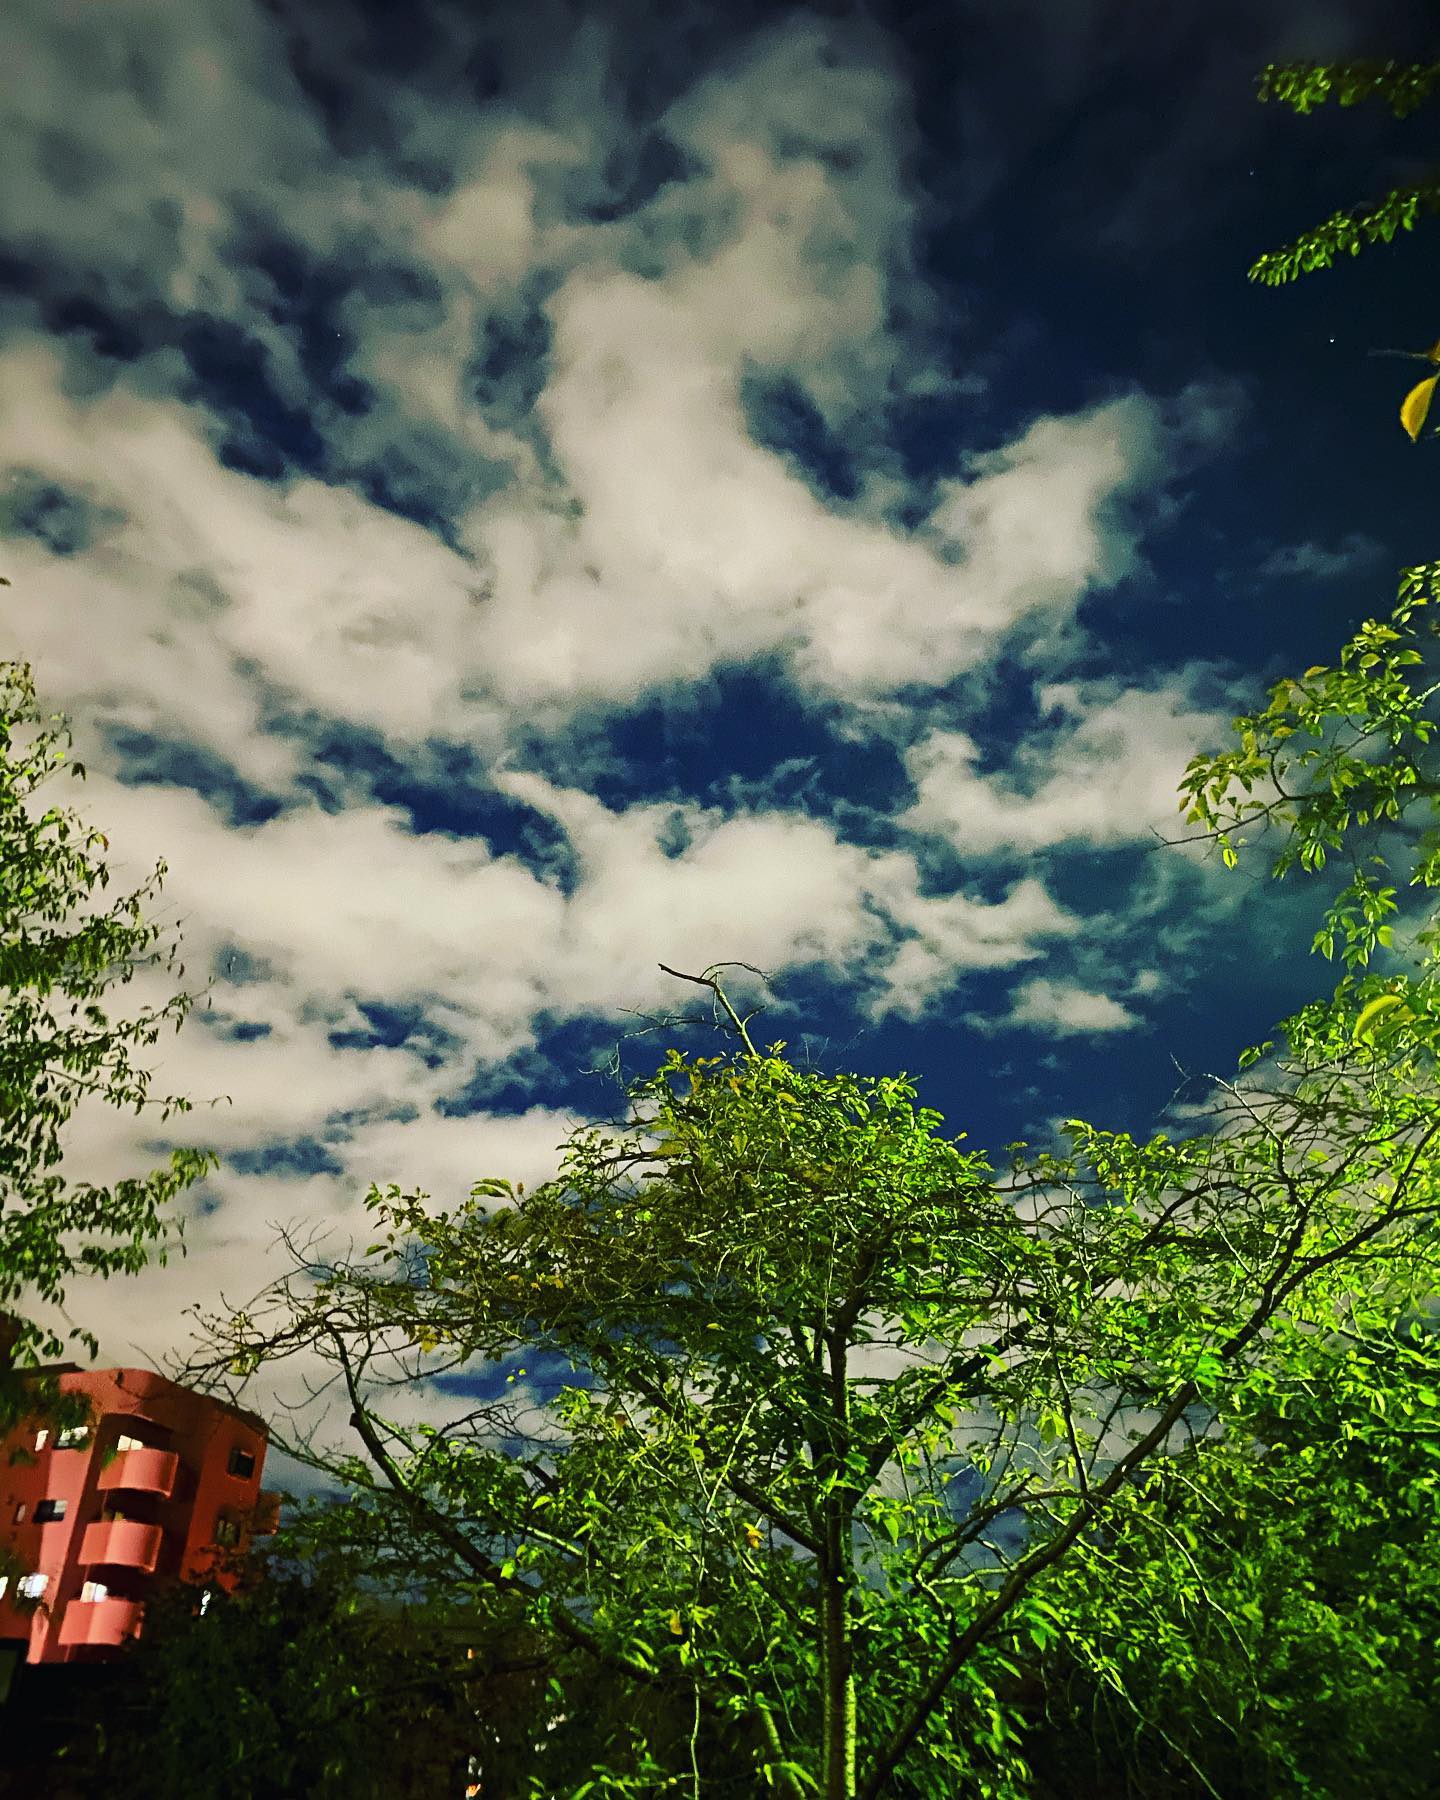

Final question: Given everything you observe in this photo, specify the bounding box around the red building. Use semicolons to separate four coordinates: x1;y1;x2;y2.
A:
0;1364;280;1663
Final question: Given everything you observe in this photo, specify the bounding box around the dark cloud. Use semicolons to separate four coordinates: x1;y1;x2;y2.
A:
469;291;554;430
246;234;377;415
327;999;464;1067
206;1016;274;1042
0;469;124;556
740;368;861;501
226;1135;346;1177
96;724;285;828
182;317;327;476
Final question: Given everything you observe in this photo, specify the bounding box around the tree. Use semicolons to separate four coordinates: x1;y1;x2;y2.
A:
0;659;228;1430
1012;1245;1440;1798
30;1525;510;1799
1178;559;1440;1036
1247;58;1440;439
184;959;1440;1799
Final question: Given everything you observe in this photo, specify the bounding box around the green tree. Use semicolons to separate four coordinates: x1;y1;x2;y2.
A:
1014;1218;1440;1798
1248;58;1440;439
30;1526;512;1799
0;659;228;1430
185;962;1440;1799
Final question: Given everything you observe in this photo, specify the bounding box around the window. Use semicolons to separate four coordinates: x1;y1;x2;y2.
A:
79;1581;108;1604
0;1576;8;1600
17;1574;47;1600
115;1434;145;1454
57;1425;88;1450
33;1429;49;1452
227;1447;256;1480
33;1499;66;1524
213;1514;241;1549
12;1504;25;1525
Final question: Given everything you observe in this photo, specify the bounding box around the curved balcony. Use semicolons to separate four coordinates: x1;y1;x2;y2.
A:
79;1519;163;1573
97;1447;178;1499
57;1596;144;1649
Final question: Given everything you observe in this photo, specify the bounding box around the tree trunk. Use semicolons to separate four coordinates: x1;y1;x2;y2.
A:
819;1502;857;1799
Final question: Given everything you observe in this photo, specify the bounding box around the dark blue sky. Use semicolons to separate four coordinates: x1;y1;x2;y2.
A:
2;0;1437;1421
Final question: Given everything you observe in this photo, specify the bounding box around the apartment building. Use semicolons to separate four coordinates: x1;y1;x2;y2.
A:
0;1363;280;1664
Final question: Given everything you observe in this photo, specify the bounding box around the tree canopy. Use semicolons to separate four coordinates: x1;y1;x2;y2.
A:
0;659;227;1429
184;951;1440;1797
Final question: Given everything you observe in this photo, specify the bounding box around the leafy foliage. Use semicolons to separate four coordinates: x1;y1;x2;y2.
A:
1178;561;1440;1070
1249;182;1440;289
1257;59;1440;119
1249;56;1440;287
186;958;1440;1798
1022;1273;1440;1798
0;661;228;1425
1247;57;1440;440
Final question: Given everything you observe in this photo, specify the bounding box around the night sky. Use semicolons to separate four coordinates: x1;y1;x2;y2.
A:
3;0;1438;1467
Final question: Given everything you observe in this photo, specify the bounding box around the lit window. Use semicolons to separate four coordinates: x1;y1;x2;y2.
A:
12;1504;25;1525
226;1447;256;1479
80;1581;108;1604
33;1430;49;1452
213;1514;241;1549
57;1426;88;1450
199;1589;211;1617
33;1499;67;1524
17;1574;47;1600
0;1576;8;1600
115;1434;145;1454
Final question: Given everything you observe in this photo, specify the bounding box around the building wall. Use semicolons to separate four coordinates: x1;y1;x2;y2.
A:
0;1367;278;1663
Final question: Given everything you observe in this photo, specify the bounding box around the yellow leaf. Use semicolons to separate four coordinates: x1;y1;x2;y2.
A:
742;1522;763;1549
1354;994;1415;1043
1427;337;1440;364
1401;374;1438;441
668;1610;684;1635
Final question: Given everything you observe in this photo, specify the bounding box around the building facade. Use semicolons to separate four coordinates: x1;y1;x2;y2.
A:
0;1364;279;1663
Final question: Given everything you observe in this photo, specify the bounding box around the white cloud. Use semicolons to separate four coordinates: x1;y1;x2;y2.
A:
993;977;1143;1037
0;0;1244;1468
897;678;1233;856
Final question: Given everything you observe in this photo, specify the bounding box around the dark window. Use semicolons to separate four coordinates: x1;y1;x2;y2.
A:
213;1514;241;1548
33;1499;66;1523
226;1447;255;1479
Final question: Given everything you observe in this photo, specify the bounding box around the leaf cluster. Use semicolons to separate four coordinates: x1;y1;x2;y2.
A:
1178;562;1440;970
1246;58;1440;440
0;661;229;1382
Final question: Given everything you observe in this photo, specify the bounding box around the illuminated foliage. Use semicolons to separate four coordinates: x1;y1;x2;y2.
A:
189;960;1440;1798
0;661;227;1428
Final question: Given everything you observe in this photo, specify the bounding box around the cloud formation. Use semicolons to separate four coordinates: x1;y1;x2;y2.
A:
0;0;1295;1475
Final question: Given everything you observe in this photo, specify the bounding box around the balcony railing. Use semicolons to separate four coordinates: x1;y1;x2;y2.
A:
57;1596;144;1649
79;1519;164;1573
97;1447;178;1499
